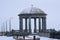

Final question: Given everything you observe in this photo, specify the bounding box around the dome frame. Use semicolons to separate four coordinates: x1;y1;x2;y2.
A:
20;7;45;14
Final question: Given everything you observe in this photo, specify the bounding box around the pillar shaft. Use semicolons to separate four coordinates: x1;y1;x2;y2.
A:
20;17;23;32
25;18;27;32
29;17;31;34
34;18;37;33
39;18;41;32
42;17;46;31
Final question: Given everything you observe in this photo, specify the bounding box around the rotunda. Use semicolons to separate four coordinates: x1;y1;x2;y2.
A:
18;6;47;34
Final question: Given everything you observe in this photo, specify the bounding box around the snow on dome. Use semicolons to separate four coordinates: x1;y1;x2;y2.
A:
21;7;45;14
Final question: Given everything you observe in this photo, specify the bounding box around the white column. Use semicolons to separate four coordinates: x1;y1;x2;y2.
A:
29;17;31;34
39;18;41;32
20;17;23;32
42;17;46;32
25;18;27;32
34;18;37;33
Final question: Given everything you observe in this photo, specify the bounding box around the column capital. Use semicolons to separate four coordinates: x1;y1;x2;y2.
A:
42;17;46;19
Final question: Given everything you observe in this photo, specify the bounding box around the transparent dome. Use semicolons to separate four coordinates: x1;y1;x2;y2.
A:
21;7;45;14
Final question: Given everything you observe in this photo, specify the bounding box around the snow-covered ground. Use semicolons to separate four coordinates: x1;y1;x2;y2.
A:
0;36;59;40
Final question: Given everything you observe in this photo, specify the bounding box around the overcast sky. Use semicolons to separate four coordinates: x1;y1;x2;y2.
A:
0;0;60;40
